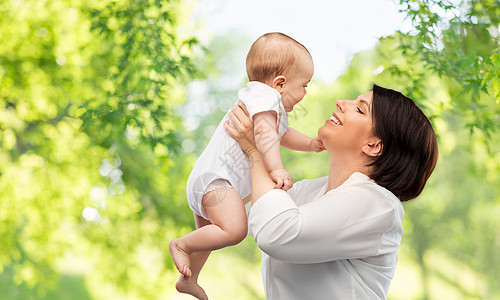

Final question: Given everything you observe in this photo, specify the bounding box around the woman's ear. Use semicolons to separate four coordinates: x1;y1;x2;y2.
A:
362;137;382;157
272;76;286;93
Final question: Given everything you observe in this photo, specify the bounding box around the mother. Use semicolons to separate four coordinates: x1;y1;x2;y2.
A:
224;84;438;299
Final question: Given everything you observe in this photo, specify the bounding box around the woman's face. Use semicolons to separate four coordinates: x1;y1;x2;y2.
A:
318;91;379;157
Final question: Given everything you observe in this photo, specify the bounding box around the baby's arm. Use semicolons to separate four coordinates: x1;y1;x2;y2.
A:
253;111;292;190
281;128;325;152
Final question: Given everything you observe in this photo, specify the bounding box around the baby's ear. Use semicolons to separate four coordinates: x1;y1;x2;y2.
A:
272;76;286;93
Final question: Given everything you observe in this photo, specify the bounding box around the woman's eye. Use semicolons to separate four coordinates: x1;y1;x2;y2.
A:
356;107;364;114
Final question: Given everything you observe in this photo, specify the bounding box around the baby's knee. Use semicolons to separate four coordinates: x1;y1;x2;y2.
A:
226;223;248;246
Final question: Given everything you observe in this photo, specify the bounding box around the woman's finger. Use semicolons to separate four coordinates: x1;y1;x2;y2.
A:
227;110;243;131
230;105;248;130
224;120;238;138
237;100;250;117
232;104;252;129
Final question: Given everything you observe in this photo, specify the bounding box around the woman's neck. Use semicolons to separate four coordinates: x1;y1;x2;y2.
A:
326;155;371;193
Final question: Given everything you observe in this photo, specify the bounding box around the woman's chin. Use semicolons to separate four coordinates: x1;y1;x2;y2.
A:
318;125;327;139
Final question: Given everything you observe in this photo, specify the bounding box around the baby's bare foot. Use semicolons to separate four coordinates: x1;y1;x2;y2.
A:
169;239;192;277
176;275;208;300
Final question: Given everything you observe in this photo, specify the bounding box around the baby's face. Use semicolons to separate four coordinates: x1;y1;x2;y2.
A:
281;55;314;113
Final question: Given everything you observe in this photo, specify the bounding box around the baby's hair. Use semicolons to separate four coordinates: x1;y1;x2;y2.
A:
246;32;311;83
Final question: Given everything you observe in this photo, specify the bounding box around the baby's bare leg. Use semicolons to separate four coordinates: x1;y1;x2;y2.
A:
169;188;247;276
175;214;211;300
201;187;248;248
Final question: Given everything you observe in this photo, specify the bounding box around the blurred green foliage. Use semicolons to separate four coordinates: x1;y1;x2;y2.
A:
396;0;499;140
0;0;204;298
0;0;498;299
393;1;500;298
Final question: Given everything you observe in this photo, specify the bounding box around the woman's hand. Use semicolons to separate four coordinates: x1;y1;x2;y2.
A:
224;101;257;156
225;101;277;204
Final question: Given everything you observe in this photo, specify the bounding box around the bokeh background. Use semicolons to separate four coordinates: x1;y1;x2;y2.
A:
0;0;499;299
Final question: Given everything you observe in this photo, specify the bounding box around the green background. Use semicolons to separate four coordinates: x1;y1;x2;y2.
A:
0;0;498;299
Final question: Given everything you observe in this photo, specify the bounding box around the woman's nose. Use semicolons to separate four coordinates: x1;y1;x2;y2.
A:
336;99;346;112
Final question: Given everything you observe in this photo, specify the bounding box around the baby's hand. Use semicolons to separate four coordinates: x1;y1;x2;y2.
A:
309;136;326;152
270;169;293;190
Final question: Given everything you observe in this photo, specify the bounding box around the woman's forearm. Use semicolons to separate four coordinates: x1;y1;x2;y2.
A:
247;150;276;205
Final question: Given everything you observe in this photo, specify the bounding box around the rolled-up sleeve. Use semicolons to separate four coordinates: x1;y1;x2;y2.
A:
249;189;298;238
248;187;396;264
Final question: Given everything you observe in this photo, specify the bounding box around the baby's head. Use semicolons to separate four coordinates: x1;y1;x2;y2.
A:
246;32;314;112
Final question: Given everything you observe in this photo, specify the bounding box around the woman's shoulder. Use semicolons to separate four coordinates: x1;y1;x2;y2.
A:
286;176;328;205
295;175;329;185
340;172;404;213
291;176;328;192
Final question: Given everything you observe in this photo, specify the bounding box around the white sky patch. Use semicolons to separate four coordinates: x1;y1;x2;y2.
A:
192;0;412;83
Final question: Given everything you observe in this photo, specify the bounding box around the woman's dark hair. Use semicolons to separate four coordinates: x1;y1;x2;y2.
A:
369;84;438;202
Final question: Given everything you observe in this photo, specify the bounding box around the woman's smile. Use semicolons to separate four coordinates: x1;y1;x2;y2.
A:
326;112;342;127
330;112;342;126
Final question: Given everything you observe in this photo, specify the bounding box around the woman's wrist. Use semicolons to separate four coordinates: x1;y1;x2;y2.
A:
247;147;261;160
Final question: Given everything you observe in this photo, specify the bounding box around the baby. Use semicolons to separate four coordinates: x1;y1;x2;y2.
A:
169;32;324;299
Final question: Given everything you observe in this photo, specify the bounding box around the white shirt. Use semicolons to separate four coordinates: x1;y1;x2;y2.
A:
248;172;404;300
185;81;288;219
